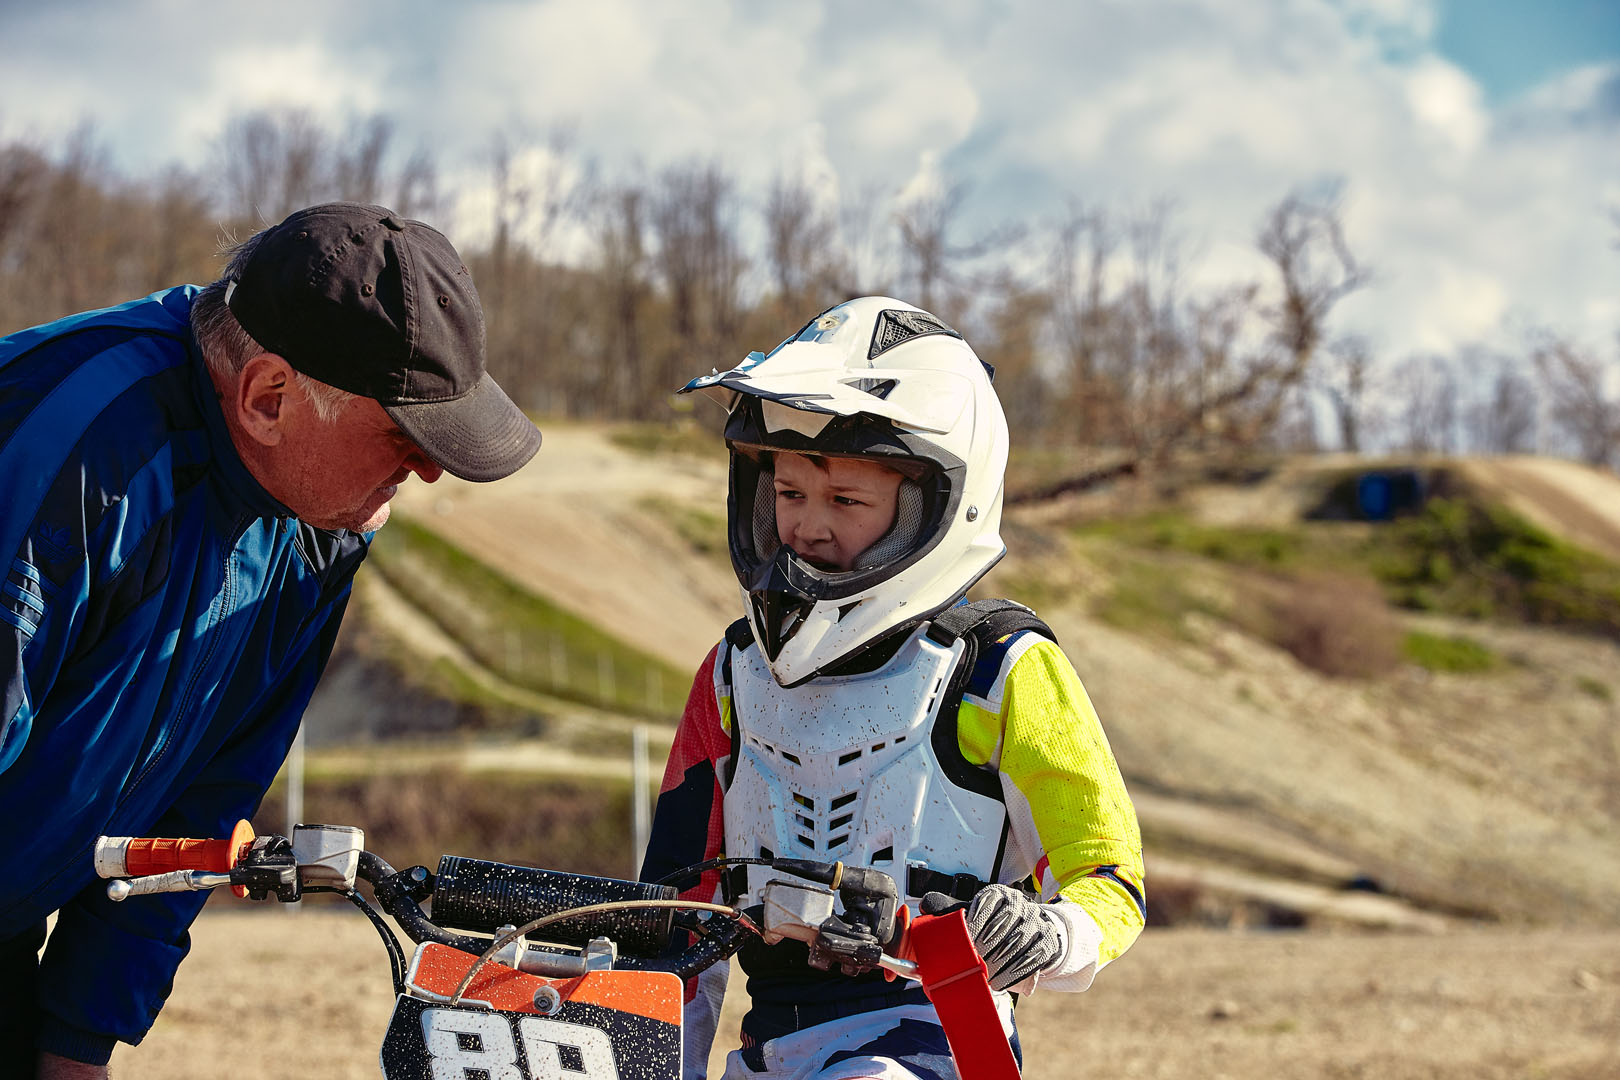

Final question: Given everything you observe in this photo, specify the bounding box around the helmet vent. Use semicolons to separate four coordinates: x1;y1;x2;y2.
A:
845;377;897;399
868;308;963;360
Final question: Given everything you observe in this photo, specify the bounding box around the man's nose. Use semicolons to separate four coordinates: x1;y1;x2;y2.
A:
405;451;444;484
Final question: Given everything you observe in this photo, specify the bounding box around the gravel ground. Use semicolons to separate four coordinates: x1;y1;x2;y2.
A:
112;910;1619;1079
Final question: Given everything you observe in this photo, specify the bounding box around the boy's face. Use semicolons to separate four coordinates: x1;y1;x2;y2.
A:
772;453;903;572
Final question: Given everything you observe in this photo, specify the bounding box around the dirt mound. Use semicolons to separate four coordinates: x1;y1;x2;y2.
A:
361;434;1620;927
1455;455;1620;561
388;423;736;671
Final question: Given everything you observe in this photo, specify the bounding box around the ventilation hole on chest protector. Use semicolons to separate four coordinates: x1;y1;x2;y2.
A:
871;742;886;752
798;834;816;849
894;735;906;744
831;792;857;810
797;815;815;831
782;752;802;766
830;814;854;830
793;793;815;810
838;749;862;766
759;845;775;859
872;846;894;863
828;835;850;848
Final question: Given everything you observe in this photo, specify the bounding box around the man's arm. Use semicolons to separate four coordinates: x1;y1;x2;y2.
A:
37;1052;106;1079
33;587;353;1064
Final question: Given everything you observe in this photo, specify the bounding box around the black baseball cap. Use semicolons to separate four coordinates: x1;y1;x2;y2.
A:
226;202;542;482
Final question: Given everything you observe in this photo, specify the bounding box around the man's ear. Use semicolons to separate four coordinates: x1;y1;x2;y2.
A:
233;354;296;447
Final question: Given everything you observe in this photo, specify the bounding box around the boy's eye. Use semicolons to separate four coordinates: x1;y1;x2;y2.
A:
833;495;866;507
776;488;803;500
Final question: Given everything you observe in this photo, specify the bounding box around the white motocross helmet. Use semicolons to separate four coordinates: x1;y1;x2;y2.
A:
679;296;1009;688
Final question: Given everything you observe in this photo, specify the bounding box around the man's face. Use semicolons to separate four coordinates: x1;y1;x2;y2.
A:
772;453;902;572
267;390;443;532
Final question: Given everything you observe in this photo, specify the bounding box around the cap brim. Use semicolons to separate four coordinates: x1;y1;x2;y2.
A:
384;373;542;482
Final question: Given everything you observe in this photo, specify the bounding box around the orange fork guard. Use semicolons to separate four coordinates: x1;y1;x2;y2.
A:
901;909;1022;1080
124;819;256;898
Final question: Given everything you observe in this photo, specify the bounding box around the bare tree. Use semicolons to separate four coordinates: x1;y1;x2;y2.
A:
1534;333;1619;467
650;160;747;389
1017;188;1369;502
893;179;1019;320
1245;188;1371;442
588;178;653;418
216;108;330;225
835;178;895;297
1457;349;1536;454
1318;334;1376;452
1390;354;1459;454
977;275;1054;435
763;170;838;313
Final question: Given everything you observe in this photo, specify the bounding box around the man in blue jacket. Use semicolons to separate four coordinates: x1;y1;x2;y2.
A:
0;202;542;1078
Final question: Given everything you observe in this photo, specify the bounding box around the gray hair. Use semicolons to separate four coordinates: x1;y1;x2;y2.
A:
192;232;357;424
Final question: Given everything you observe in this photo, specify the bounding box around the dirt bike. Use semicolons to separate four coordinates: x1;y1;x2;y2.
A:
93;820;1021;1079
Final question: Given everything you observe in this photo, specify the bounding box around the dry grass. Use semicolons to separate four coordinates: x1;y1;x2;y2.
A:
1264;573;1401;678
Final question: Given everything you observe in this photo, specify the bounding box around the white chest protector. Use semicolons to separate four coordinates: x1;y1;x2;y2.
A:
722;622;1008;908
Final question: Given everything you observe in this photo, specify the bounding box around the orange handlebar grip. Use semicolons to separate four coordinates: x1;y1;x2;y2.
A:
123;819;256;876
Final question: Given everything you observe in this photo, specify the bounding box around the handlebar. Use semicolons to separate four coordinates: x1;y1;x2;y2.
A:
93;822;1014;1079
92;821;784;984
93;822;923;987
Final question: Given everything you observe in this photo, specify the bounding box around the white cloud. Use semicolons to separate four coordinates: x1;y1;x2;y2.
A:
2;0;1615;364
1403;56;1489;155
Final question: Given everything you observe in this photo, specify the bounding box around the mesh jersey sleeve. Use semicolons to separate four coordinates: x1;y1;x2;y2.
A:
955;633;1145;966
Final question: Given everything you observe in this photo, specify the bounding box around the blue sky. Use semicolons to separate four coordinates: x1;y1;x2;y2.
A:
1;0;1616;364
1434;0;1620;100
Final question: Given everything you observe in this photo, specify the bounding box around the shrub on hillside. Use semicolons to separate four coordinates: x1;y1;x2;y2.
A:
1372;499;1620;635
1402;630;1498;674
1266;573;1400;678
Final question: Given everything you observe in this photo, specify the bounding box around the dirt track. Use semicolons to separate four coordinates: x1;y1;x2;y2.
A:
114;909;1619;1079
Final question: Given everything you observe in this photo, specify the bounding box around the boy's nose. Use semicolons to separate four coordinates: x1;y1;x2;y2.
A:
795;510;834;542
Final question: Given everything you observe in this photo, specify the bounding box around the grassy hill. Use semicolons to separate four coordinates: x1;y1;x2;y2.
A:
293;427;1620;929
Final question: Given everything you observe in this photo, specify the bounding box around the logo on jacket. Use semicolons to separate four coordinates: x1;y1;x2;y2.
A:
34;522;80;563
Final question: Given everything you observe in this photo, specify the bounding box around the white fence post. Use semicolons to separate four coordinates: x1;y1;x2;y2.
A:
632;723;650;879
285;722;305;914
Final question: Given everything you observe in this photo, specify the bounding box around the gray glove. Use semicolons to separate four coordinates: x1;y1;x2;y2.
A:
920;884;1063;992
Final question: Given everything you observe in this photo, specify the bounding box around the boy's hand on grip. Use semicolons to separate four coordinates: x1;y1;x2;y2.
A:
920;884;1062;992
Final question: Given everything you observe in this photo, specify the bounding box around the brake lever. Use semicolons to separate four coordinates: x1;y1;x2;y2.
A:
106;869;233;901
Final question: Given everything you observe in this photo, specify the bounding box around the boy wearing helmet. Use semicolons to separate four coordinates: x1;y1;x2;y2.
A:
642;298;1144;1080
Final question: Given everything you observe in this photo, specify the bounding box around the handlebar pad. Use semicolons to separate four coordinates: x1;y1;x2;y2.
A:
96;819;256;877
907;910;1022;1080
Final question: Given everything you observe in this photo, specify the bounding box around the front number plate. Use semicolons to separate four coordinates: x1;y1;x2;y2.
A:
380;994;680;1080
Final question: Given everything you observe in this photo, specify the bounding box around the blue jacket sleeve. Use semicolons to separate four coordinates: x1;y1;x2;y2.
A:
32;587;353;1063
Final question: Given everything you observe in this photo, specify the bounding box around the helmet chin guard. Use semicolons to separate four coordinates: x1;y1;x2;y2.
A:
681;296;1009;687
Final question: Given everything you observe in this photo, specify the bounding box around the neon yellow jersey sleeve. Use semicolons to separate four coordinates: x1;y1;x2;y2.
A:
956;634;1145;965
